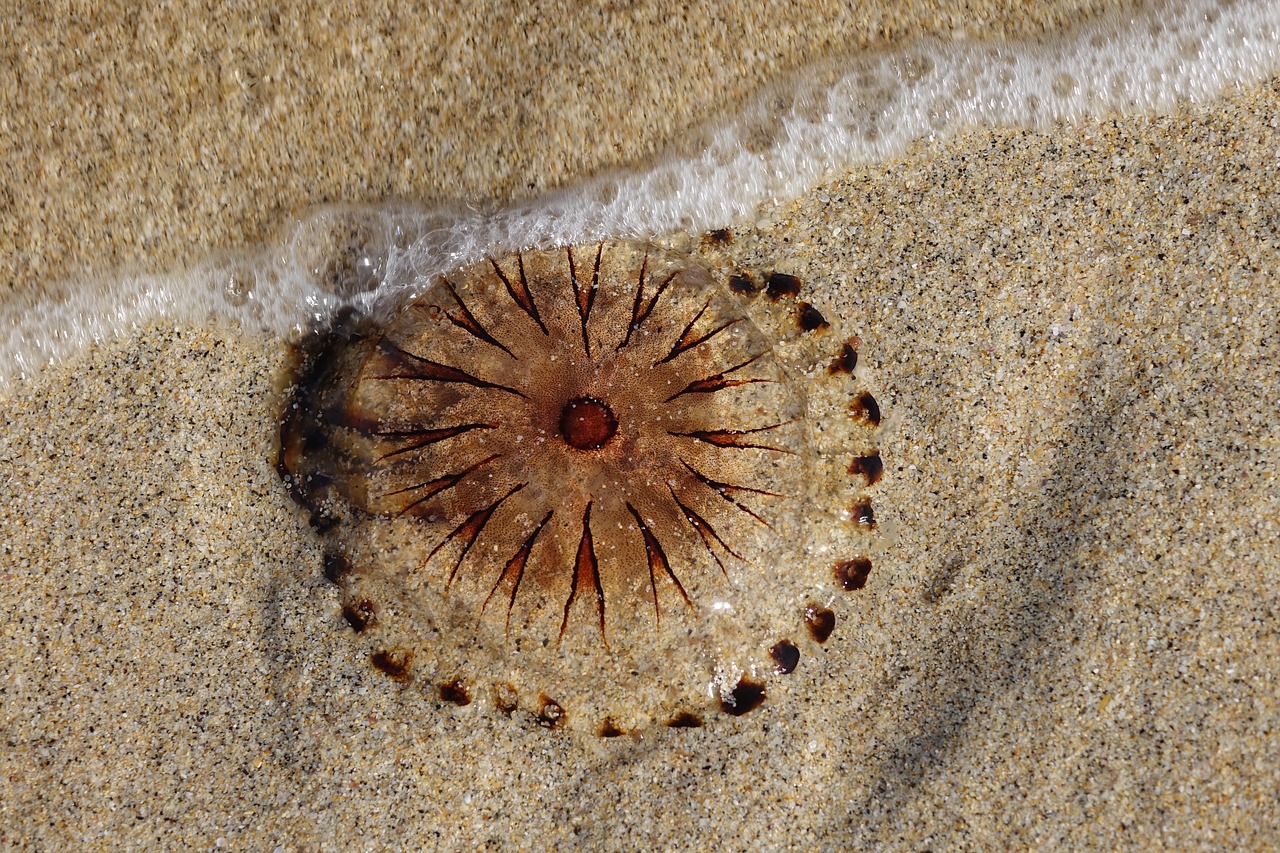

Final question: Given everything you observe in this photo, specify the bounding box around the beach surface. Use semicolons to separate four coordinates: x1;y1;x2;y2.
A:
3;1;1279;849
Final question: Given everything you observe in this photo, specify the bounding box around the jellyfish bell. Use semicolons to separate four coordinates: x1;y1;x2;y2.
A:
279;240;879;733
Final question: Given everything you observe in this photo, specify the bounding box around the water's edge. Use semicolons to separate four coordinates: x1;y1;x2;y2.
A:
1;0;1276;391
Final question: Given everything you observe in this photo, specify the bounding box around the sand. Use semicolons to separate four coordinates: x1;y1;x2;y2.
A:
3;1;1279;849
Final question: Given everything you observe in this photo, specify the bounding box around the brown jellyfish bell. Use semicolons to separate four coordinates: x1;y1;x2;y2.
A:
278;240;882;734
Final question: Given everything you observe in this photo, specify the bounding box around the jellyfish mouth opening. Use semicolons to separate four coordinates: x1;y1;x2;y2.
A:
558;396;618;450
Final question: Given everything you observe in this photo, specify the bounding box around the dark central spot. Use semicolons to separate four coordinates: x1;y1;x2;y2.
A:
559;396;618;450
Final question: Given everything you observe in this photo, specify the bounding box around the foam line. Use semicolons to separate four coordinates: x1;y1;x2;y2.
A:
1;0;1277;390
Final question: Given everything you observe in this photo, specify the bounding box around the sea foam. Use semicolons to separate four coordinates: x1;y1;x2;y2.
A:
1;0;1277;390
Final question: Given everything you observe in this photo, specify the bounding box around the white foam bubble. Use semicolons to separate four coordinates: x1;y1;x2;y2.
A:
2;0;1277;390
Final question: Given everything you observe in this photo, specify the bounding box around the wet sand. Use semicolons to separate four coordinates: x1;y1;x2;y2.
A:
0;0;1134;295
3;2;1279;849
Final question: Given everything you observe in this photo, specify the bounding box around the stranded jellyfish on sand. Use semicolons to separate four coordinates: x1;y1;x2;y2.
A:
279;240;881;734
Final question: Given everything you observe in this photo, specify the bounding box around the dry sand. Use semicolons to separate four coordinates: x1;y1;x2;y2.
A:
3;1;1279;849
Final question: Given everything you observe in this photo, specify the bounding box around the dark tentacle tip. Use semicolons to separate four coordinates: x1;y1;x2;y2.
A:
701;228;733;247
537;695;567;729
665;711;705;728
370;648;413;682
797;302;830;332
323;552;352;583
827;341;859;375
804;605;836;643
770;639;800;674
439;678;472;706
493;682;520;716
849;453;884;486
342;598;377;632
834;557;872;591
597;718;627;738
850;391;882;426
719;679;767;716
764;273;802;300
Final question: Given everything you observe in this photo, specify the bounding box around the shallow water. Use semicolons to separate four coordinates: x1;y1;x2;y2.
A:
2;0;1276;392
